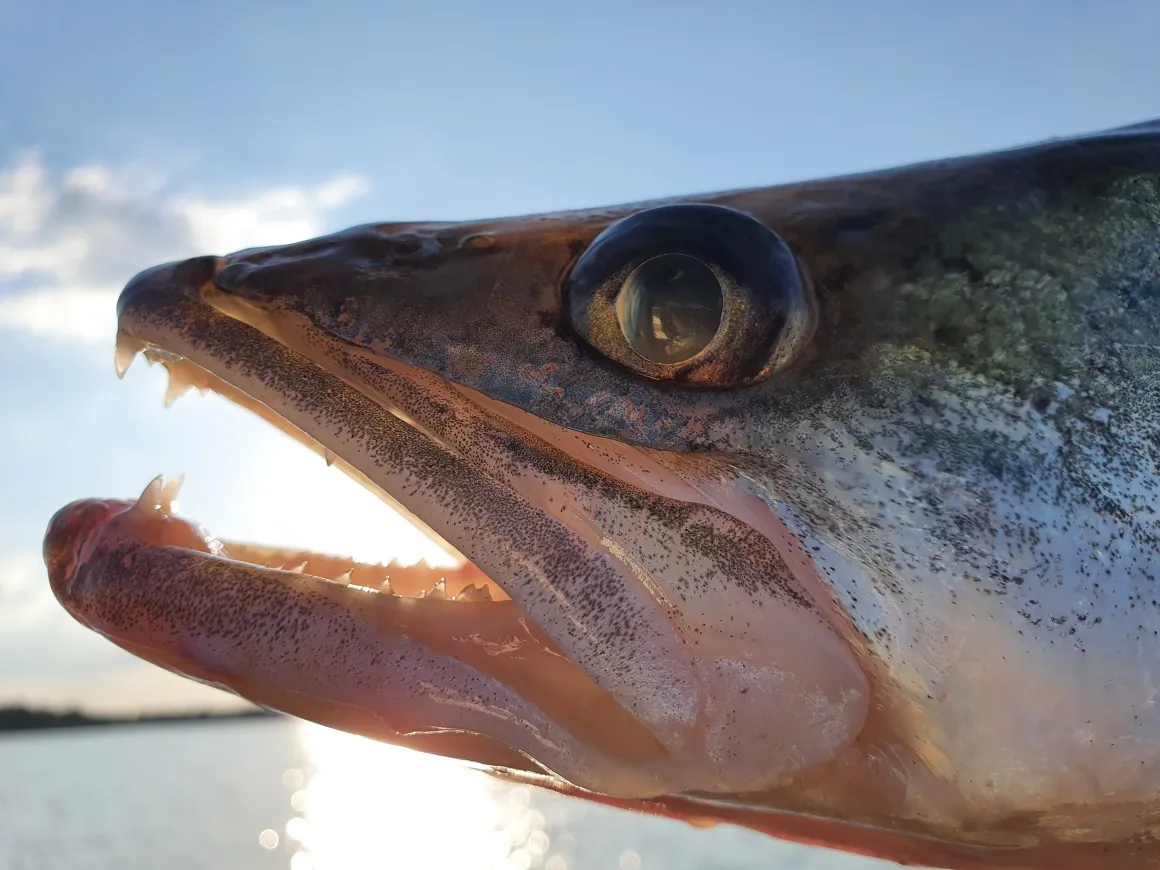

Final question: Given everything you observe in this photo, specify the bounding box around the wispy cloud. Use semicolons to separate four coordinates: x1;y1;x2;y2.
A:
0;553;54;624
0;152;368;341
0;286;120;340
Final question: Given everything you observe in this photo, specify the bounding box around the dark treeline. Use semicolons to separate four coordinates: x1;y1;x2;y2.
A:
0;705;280;733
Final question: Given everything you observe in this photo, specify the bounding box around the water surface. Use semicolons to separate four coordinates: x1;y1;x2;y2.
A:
1;717;896;869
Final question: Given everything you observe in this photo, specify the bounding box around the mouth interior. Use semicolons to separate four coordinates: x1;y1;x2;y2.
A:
117;341;519;605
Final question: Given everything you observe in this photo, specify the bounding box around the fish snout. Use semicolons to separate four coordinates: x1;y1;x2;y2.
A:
43;499;124;606
117;255;225;321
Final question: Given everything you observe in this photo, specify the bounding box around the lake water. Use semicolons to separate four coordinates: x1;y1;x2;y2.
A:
0;717;900;870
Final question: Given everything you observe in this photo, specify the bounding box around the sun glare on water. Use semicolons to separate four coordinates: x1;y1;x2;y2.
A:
275;723;559;870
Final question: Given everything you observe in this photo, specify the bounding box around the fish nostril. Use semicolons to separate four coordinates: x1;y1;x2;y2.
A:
117;256;224;319
211;261;256;294
390;235;423;257
169;255;225;287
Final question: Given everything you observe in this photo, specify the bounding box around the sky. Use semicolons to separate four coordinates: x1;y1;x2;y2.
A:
1;0;1158;714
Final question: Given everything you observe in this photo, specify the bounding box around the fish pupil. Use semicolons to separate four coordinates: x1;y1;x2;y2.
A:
614;253;723;363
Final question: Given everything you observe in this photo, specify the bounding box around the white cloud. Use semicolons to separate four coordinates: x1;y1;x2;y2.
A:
0;150;52;234
0;152;368;342
0;287;118;340
172;173;369;253
0;554;54;624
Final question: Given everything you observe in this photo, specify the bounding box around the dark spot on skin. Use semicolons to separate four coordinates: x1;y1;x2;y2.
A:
940;255;985;283
932;323;967;349
822;263;858;292
832;211;890;234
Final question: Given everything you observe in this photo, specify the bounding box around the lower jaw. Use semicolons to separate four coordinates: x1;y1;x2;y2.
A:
45;476;681;799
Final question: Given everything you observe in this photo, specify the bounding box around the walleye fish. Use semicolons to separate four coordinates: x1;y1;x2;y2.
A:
43;120;1160;868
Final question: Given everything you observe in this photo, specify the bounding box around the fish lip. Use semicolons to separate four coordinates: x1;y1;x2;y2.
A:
43;498;125;611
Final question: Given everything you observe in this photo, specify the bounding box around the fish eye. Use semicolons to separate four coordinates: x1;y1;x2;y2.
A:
564;203;815;387
615;253;723;364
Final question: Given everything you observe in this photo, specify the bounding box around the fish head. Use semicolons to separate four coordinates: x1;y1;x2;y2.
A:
44;120;1160;866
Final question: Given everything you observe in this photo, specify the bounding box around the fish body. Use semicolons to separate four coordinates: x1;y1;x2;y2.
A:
43;120;1160;868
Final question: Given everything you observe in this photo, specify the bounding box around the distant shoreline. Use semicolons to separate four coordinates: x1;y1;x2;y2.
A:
0;705;282;733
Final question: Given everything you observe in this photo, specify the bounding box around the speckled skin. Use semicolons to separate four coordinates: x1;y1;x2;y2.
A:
55;120;1160;867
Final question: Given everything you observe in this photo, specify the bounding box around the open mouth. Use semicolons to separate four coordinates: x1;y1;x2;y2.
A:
43;252;869;801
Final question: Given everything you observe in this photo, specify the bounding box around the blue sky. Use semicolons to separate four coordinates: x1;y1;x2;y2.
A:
1;0;1158;713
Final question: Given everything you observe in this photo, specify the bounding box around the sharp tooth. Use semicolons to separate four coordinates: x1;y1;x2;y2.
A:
415;590;427;599
134;475;166;513
134;474;183;517
164;380;192;407
335;569;353;586
114;330;145;379
324;449;337;467
428;579;447;600
379;576;394;595
159;474;184;515
287;562;308;574
454;584;493;603
162;364;198;407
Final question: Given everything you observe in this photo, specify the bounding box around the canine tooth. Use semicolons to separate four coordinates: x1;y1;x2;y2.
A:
429;579;447;600
114;330;145;379
134;475;165;513
335;569;353;586
159;474;184;515
324;449;337;467
288;562;308;574
379;577;394;595
134;474;183;517
163;380;192;407
162;364;198;407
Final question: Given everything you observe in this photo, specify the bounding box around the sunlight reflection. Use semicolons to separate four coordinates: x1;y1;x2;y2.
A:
164;386;457;570
290;721;553;870
247;428;457;568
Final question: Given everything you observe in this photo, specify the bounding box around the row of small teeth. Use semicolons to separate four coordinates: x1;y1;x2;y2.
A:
261;562;493;603
137;475;492;603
